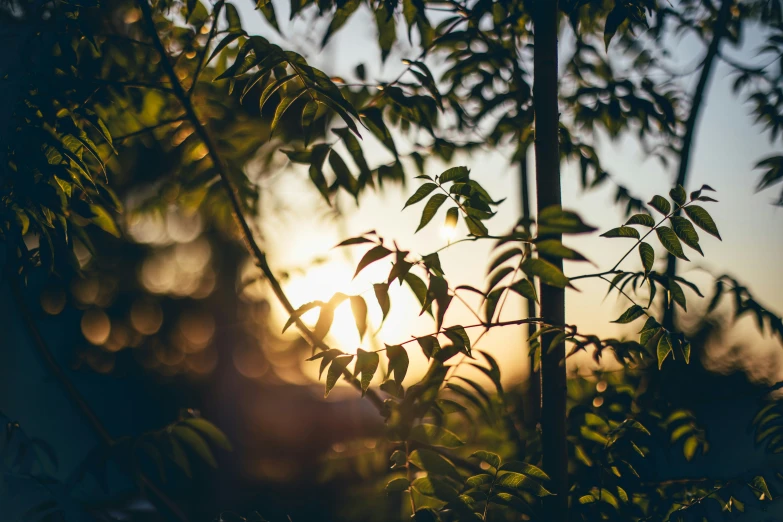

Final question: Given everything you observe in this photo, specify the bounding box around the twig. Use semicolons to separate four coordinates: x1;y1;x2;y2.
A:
135;0;386;412
112;117;187;142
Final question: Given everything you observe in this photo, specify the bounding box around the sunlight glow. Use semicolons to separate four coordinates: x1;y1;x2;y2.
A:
282;261;363;352
441;222;457;241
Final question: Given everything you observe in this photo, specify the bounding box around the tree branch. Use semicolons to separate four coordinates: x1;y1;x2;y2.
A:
135;0;386;412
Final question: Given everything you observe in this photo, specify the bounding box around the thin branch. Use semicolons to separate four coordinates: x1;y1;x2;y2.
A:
112;117;187;142
135;0;387;412
189;2;223;95
85;78;176;93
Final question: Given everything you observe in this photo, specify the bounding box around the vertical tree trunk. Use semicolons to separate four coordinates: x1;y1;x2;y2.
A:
664;0;732;330
532;2;568;520
519;154;541;430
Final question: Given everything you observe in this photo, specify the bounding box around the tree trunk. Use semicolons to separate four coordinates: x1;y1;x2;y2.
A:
664;0;732;330
532;1;568;520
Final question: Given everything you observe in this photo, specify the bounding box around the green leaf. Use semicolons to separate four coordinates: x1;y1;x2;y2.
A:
648;195;671;215
325;355;354;397
385;477;410;492
657;334;672;369
488;248;523;274
373;283;391;319
168;437;191;477
445;207;459;230
683;205;721;240
487;266;514;293
470;450;501;469
655;227;688;261
500;461;550;482
335;236;374;247
601;226;640;239
354;245;392;278
535;240;589;261
494;472;552;497
465;473;493;488
354;348;379;394
183;418;232;451
625;214;655;227
225;3;242;32
411;476;459;502
670;216;702;255
404;183;438;208
172;425;217;467
321;0;360;46
386;344;409;385
374;5;396;62
669;279;687;311
329;149;357;196
271;89;306;132
404;272;430;314
444;325;471;354
90;205;120;237
350;295;368;339
308;349;344;378
412;508;440;522
670;185;687;206
682;342;691;364
510;279;538;303
638;242;654;275
409;449;460;479
537;206;596;235
417;335;440;360
439;166;469;183
465;214;489;237
416;194;449;232
750;476;772;500
521;258;571;289
409;424;464;448
283;301;324;332
612;305;645;324
314;293;349;340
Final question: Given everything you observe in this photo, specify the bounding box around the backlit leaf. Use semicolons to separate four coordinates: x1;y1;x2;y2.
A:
350;295;368;339
612;305;645;324
386;344;409;385
410;424;464;448
354;245;392;278
657;334;672;369
325;355;354;397
416;194;448;232
521;258;571;289
404;183;437;208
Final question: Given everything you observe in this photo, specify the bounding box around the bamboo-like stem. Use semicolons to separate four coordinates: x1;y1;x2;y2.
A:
532;1;568;521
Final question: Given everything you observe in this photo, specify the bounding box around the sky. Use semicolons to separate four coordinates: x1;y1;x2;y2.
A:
233;2;783;389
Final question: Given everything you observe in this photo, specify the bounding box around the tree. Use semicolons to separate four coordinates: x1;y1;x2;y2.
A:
3;0;783;520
